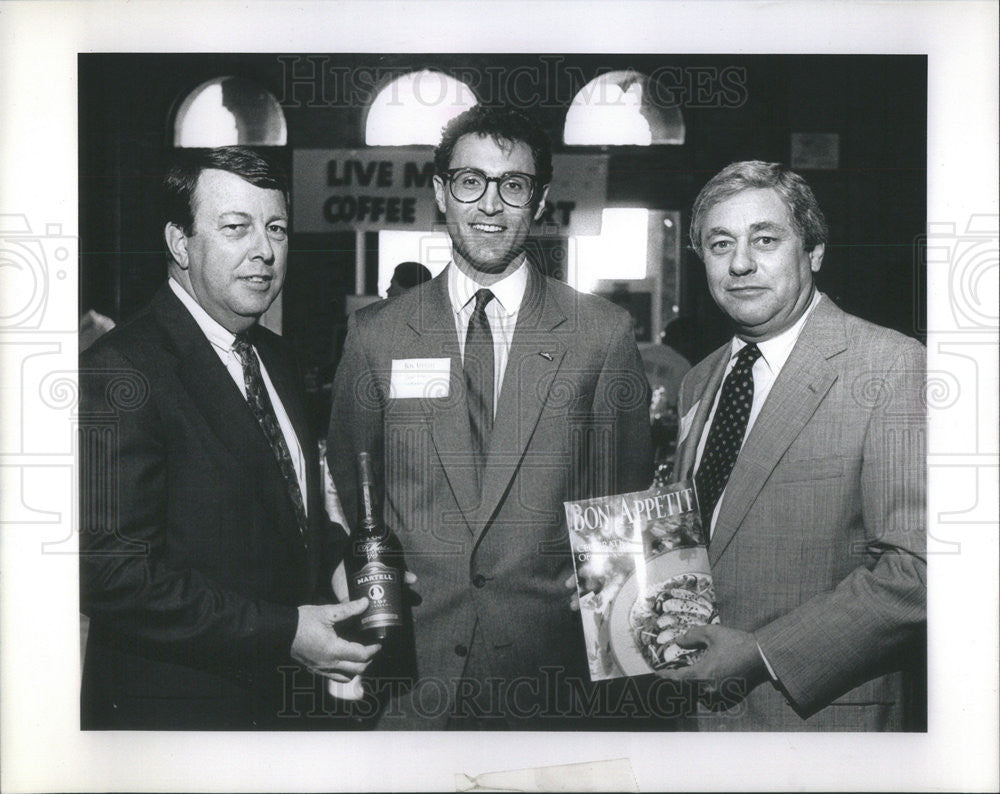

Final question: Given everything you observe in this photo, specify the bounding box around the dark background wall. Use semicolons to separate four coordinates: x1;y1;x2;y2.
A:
80;53;926;431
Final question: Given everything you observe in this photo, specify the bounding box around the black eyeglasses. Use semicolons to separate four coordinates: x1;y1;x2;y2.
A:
443;168;538;208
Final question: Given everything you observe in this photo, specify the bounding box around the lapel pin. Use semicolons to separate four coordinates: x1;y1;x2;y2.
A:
538;351;553;361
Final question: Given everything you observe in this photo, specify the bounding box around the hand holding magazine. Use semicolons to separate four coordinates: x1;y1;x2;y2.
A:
564;480;719;681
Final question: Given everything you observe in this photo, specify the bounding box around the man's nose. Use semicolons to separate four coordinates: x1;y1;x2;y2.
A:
729;240;755;275
477;181;504;214
250;225;275;263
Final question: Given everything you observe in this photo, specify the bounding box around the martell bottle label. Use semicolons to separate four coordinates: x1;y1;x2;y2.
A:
352;560;402;631
349;452;403;638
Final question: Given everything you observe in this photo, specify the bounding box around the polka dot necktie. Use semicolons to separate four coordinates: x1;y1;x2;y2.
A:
464;289;495;485
695;343;762;534
232;332;308;544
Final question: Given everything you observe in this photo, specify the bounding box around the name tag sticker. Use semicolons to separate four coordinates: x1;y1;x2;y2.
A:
389;358;451;399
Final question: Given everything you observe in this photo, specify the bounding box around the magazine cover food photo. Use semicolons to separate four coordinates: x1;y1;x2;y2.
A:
564;480;717;681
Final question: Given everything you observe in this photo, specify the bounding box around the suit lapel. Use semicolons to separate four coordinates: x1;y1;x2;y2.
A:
472;267;567;545
151;286;301;539
708;297;847;565
673;344;731;483
410;274;481;530
253;326;311;464
253;326;322;560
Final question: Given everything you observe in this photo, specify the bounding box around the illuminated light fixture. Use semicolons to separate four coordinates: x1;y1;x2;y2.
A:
564;70;685;146
174;77;287;148
569;208;649;294
365;70;477;146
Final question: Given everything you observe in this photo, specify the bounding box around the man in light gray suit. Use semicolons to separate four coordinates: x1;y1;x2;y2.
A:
662;161;926;731
328;106;653;729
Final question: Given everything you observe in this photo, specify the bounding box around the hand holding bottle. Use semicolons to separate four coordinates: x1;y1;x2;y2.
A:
290;599;382;682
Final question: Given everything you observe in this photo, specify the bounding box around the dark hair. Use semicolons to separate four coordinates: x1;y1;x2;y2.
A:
689;161;828;256
434;105;553;192
392;261;433;289
163;146;289;235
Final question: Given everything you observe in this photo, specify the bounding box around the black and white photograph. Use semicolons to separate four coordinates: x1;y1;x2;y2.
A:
1;2;997;792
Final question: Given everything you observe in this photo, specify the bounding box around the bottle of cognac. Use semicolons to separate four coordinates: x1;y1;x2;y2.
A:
348;452;402;641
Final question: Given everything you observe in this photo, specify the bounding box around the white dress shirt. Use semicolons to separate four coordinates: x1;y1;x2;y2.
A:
694;289;822;536
169;278;308;513
447;259;528;417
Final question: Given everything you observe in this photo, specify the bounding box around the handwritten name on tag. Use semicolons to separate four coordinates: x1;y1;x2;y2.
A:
389;358;451;399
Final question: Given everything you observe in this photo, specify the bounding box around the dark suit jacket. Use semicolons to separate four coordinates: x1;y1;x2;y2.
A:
79;285;340;729
674;295;926;731
327;266;654;728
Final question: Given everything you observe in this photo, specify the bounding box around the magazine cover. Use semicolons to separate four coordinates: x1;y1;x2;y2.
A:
564;480;719;681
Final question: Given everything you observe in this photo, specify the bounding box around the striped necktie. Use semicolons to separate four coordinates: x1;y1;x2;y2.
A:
233;332;308;543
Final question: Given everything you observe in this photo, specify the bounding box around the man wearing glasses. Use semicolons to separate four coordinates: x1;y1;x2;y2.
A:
327;105;653;728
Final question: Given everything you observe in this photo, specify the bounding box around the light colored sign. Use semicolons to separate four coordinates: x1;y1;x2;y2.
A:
292;148;607;235
293;148;436;232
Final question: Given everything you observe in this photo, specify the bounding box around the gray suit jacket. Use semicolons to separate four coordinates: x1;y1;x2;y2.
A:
328;266;653;728
674;295;926;731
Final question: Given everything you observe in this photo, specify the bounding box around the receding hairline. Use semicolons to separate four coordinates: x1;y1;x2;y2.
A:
187;168;289;231
690;161;827;255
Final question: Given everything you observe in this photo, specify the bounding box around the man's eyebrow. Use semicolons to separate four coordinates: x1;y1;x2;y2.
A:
704;225;733;238
748;221;788;235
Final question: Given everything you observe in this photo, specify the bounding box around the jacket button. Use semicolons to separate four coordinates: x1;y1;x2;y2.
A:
454;644;468;657
472;573;486;588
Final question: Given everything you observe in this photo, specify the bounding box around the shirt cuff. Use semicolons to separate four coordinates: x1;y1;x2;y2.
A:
756;639;779;683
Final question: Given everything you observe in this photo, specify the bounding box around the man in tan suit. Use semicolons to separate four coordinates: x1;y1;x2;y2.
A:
663;161;926;731
328;106;653;728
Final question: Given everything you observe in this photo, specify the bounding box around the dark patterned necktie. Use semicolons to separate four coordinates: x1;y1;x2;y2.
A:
232;333;308;541
696;343;762;533
464;289;495;484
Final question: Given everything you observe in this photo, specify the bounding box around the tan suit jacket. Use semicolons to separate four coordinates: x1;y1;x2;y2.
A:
674;295;926;731
328;266;654;728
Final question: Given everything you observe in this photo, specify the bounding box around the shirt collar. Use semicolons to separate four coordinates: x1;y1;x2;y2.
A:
447;258;528;317
168;277;240;353
730;290;823;374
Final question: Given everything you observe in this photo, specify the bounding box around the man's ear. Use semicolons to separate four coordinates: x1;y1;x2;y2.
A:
808;242;825;273
532;185;550;222
164;222;189;269
432;175;448;216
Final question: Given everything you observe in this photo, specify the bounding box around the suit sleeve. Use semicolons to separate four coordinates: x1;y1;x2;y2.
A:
754;340;927;717
79;344;299;675
591;310;654;495
325;312;385;535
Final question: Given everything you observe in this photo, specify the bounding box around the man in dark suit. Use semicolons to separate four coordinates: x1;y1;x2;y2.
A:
80;146;379;729
662;161;926;730
327;106;654;728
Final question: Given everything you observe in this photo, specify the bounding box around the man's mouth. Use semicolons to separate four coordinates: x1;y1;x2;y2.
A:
470;223;505;233
239;275;273;286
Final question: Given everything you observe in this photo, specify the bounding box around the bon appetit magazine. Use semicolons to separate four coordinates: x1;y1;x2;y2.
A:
564;480;719;681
